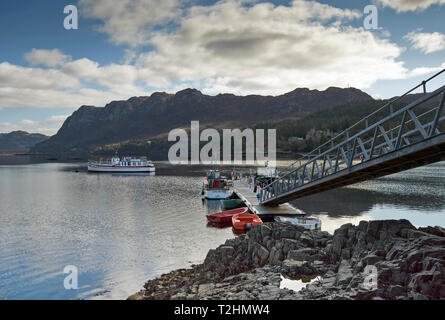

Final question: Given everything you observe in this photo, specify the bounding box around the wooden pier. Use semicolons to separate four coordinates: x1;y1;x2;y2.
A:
233;179;304;221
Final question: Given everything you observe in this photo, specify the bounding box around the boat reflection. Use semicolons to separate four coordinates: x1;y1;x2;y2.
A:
110;172;156;176
232;227;247;236
206;221;232;229
202;199;224;213
291;186;445;217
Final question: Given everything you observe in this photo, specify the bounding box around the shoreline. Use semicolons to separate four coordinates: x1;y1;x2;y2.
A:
129;220;445;300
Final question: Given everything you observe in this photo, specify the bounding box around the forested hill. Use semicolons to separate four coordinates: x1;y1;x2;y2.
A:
0;131;48;153
255;93;441;154
31;86;372;158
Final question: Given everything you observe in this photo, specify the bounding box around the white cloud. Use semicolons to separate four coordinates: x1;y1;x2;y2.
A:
1;0;443;115
24;49;71;67
62;58;141;94
0;50;147;109
407;63;445;77
375;0;445;12
0;86;132;109
404;30;445;54
0;62;80;89
78;0;180;46
134;0;409;95
0;115;69;136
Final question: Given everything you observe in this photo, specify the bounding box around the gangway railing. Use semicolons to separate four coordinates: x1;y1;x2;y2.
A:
260;69;445;205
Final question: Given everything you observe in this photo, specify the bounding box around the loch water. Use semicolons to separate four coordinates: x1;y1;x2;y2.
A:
0;157;444;299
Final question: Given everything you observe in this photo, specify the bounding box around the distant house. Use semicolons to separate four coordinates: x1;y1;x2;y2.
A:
287;136;304;142
305;128;334;140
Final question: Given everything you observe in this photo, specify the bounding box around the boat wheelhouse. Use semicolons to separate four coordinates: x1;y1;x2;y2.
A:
88;156;155;173
202;170;233;200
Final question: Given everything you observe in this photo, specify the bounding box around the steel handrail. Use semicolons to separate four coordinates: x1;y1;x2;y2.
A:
261;79;445;202
281;68;445;174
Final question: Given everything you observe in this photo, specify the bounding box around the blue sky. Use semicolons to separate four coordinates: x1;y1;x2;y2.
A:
0;0;444;135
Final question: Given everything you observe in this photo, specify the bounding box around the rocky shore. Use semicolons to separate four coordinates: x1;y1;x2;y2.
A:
129;220;445;300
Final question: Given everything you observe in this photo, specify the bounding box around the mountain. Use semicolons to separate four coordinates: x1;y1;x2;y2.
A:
0;131;49;153
31;87;372;158
255;92;443;154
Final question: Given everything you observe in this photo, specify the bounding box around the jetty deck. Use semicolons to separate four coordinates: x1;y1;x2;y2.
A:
233;179;304;221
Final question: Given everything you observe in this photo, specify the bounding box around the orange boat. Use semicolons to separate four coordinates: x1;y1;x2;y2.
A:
232;213;263;230
206;207;249;224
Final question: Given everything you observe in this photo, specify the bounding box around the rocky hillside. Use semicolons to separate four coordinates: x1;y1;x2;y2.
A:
31;87;372;157
0;131;48;153
130;220;445;300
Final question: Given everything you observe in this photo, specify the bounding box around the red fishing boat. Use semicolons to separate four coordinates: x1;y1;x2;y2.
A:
206;207;248;224
232;213;263;230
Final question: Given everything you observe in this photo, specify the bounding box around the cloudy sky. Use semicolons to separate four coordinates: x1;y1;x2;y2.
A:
0;0;444;135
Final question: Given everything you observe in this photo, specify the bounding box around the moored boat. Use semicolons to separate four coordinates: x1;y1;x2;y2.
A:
232;213;263;230
220;199;244;210
206;207;249;224
274;216;322;230
88;156;155;173
202;170;233;199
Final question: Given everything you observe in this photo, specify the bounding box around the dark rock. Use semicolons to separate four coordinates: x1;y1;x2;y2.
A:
332;235;345;256
287;248;318;261
408;291;429;300
282;238;300;255
336;260;353;287
361;254;384;266
386;285;405;299
260;224;273;238
256;245;270;266
299;232;314;247
132;219;445;301
418;226;445;238
220;246;235;258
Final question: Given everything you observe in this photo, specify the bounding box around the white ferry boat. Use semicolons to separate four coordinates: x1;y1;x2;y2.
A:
88;156;155;173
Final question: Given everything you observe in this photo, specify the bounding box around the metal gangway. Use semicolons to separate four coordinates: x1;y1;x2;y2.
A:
260;69;445;206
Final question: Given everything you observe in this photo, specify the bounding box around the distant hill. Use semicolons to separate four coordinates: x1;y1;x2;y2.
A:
32;86;373;158
255;93;443;153
0;131;48;153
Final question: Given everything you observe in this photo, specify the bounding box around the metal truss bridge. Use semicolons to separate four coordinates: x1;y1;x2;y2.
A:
260;69;445;206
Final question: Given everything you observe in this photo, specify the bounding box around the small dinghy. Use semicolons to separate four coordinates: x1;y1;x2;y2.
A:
274;216;322;230
206;207;249;224
232;213;263;231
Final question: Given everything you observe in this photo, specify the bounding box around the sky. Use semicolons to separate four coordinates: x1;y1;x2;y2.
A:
0;0;444;135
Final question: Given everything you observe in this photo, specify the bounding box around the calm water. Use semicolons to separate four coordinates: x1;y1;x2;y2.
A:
0;158;444;300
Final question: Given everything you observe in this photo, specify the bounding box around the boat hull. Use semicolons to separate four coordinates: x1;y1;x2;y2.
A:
206;207;249;223
232;213;263;230
204;189;232;200
274;216;321;230
88;165;155;173
220;199;244;210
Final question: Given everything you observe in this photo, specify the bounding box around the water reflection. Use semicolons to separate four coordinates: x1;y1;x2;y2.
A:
280;275;322;292
202;199;224;214
291;187;445;217
290;163;445;232
0;163;234;300
0;159;444;300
